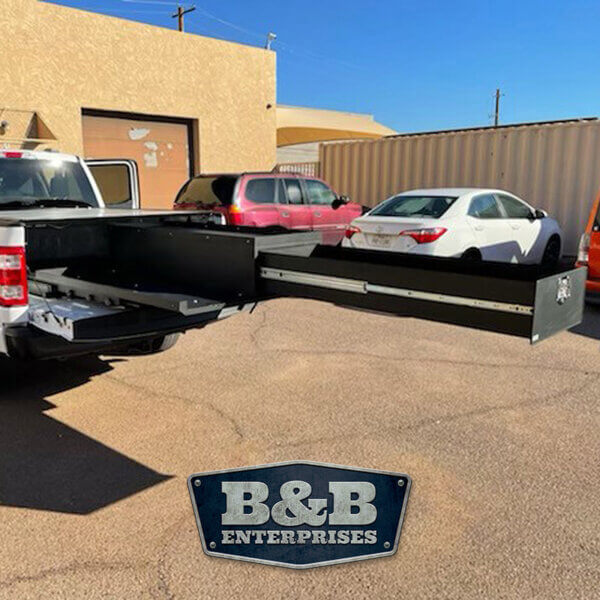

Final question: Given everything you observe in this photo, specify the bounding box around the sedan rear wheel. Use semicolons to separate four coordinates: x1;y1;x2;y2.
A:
461;248;482;262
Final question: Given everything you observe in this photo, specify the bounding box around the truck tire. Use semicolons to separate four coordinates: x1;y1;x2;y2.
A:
153;333;181;352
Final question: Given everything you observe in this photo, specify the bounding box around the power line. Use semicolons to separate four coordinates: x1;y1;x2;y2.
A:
95;8;170;15
188;4;363;71
192;4;264;40
121;0;178;5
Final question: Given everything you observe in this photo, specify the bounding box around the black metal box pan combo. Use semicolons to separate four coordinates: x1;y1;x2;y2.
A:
18;213;584;345
258;244;585;343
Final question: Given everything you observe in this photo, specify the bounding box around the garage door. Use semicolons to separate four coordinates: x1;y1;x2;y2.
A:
82;113;192;209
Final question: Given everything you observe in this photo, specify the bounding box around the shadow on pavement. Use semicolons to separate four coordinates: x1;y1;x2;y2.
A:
569;303;600;341
0;355;171;514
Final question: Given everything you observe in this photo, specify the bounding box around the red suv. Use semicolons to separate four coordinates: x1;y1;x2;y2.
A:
173;172;362;245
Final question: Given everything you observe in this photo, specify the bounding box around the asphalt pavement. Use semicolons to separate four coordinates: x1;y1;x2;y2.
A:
1;298;599;599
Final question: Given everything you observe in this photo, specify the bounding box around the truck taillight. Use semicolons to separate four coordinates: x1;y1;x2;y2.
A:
0;247;28;306
577;232;590;265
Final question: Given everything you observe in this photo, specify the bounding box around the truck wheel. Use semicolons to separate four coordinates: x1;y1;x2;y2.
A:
152;333;181;353
122;333;181;355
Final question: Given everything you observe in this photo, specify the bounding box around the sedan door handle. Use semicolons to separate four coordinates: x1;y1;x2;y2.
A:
314;212;321;217
474;224;484;231
281;211;290;218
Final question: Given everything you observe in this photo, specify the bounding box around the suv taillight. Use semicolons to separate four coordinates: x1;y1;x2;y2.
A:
577;232;590;265
227;205;244;226
0;247;28;306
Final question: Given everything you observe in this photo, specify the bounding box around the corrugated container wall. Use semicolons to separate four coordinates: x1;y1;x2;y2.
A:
321;119;600;255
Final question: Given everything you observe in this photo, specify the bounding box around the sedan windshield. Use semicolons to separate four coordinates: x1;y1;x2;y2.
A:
370;195;457;218
0;158;98;207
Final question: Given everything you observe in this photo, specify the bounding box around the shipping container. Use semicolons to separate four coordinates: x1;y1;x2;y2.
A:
321;118;600;255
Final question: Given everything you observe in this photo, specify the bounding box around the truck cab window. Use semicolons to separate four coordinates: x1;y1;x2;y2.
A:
0;158;98;207
87;164;132;206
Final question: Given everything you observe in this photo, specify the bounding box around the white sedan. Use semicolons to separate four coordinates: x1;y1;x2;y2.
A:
342;188;563;265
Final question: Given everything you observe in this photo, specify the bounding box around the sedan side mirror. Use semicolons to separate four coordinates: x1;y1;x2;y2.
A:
534;209;548;219
332;195;349;210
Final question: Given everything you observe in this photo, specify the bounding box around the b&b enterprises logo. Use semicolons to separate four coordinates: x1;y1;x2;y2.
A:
187;461;411;568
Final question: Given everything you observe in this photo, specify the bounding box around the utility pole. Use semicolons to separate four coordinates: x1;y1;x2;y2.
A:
172;4;196;32
494;88;501;127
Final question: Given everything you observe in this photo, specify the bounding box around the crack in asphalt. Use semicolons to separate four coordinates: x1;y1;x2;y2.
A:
253;344;600;377
102;374;245;441
0;559;147;590
152;514;190;600
246;306;600;377
248;307;269;349
266;374;600;451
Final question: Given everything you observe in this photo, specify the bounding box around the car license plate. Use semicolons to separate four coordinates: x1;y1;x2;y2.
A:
368;234;392;248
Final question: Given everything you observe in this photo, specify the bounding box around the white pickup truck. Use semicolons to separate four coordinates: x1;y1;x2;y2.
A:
0;149;250;360
0;149;585;361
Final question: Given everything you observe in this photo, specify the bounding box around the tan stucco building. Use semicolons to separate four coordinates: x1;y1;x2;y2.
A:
2;0;276;207
3;0;396;208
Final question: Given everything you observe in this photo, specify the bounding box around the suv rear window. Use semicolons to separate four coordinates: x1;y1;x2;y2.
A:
174;175;237;208
370;195;456;218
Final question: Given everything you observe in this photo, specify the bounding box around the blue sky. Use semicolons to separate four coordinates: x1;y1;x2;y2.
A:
47;0;600;133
